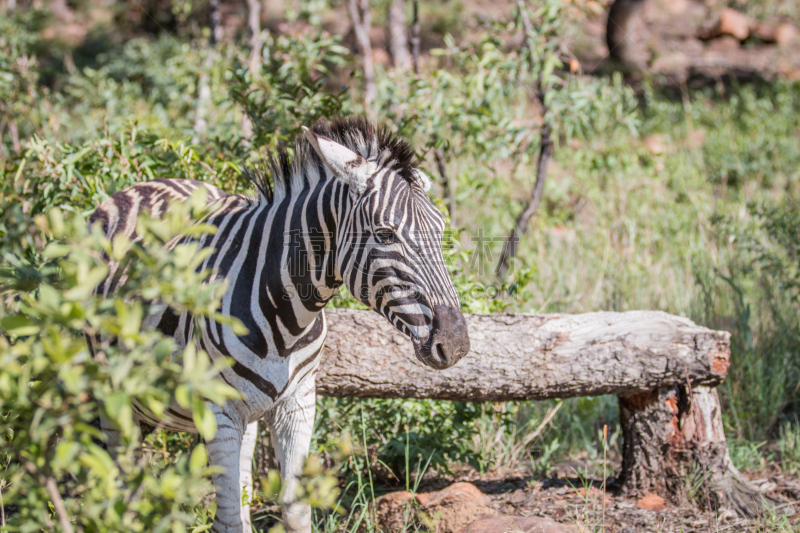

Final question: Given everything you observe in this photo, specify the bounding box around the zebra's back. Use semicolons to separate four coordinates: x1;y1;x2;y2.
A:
89;178;230;239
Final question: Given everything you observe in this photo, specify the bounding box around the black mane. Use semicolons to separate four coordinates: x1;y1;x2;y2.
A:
247;117;420;202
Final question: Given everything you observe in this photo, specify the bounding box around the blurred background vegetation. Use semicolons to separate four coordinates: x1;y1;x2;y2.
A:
1;0;800;531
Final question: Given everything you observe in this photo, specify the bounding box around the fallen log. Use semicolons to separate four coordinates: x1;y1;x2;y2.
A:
319;309;730;401
318;309;772;516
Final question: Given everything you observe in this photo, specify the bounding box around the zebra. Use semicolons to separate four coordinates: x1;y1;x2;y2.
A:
88;118;470;533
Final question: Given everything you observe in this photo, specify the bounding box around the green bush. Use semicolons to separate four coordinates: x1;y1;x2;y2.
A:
315;398;484;483
0;199;245;531
0;131;247;277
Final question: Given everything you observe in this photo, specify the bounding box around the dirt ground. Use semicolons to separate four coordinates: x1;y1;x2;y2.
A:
470;473;789;532
410;460;800;533
248;456;800;532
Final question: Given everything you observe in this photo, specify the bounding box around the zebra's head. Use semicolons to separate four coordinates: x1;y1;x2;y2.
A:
302;122;470;370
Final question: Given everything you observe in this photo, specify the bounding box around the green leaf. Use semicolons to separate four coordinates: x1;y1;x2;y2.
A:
105;392;134;436
192;397;217;440
175;385;191;409
79;444;118;488
0;314;40;336
189;443;208;472
228;317;248;336
41;242;71;259
104;391;128;419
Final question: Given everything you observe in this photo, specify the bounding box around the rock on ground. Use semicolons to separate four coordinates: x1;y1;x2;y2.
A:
372;482;578;533
456;515;579;533
372;482;495;533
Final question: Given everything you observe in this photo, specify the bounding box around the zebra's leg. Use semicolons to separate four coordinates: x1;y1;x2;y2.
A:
206;407;247;533
268;377;316;533
239;421;258;531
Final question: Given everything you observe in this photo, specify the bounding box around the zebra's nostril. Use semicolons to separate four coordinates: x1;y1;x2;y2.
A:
435;343;446;363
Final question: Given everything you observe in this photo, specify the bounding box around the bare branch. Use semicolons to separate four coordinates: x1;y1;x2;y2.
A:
209;0;222;46
23;462;72;533
44;476;73;533
387;0;412;72
411;1;420;74
347;0;377;114
496;122;552;277
433;142;455;223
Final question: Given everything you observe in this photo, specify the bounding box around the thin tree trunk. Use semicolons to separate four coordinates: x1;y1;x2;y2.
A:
387;0;412;72
433;143;455;222
496;123;552;277
347;0;376;115
247;0;262;74
209;0;223;46
496;1;554;278
411;1;420;74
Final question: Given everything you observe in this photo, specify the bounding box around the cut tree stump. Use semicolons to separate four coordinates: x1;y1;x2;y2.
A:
318;309;773;515
617;385;774;516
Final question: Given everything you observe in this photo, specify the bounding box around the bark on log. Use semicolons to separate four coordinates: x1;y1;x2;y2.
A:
318;309;730;401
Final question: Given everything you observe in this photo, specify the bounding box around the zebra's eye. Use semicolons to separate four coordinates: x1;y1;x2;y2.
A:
375;228;396;244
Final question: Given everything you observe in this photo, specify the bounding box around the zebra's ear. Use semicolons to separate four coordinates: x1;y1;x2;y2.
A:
302;126;376;195
412;169;432;192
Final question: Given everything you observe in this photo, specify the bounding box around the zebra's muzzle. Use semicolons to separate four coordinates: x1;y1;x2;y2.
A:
412;304;470;370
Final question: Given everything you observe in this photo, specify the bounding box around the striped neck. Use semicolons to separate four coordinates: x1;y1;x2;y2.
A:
253;164;349;334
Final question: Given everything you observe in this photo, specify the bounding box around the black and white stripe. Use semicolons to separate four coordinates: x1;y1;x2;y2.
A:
89;118;470;533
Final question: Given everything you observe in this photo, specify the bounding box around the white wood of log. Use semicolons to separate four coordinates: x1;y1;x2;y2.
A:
318;309;731;401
